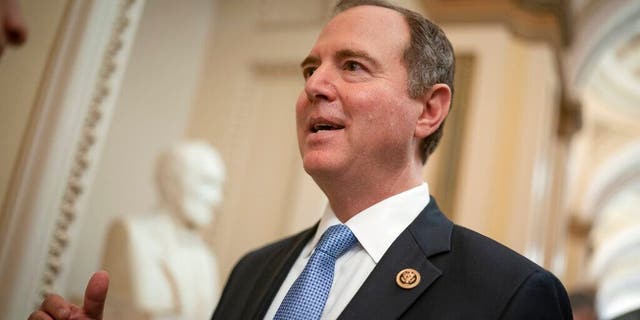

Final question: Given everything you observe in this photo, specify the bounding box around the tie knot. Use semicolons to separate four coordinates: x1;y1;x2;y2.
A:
315;224;357;259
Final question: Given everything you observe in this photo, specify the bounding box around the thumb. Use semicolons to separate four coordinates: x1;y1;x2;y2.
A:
82;270;109;319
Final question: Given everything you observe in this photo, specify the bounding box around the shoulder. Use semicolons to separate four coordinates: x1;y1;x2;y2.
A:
444;225;571;319
445;224;543;291
499;268;573;319
450;224;539;273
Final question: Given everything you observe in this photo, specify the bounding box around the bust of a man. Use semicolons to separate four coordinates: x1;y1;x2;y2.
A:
102;141;225;320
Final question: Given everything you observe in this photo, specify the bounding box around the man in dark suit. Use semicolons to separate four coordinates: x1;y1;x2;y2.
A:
30;0;572;319
213;0;572;319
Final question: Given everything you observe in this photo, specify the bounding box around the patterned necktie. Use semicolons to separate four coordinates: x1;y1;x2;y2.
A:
274;224;358;320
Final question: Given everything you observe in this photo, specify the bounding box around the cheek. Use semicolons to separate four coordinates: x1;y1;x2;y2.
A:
295;92;308;122
344;84;415;132
373;100;418;138
295;92;308;151
352;93;401;124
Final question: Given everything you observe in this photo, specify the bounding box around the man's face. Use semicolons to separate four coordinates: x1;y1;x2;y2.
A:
296;5;424;183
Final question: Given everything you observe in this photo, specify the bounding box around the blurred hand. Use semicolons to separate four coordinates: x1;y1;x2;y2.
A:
28;271;109;320
1;0;28;57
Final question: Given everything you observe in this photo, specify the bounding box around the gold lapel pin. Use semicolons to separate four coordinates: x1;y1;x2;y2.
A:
396;268;421;289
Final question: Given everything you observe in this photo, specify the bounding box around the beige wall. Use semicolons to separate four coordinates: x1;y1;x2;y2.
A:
0;2;69;317
188;0;331;281
0;0;69;216
1;0;149;316
425;24;561;266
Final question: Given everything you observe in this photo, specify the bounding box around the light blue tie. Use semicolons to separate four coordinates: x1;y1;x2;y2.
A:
274;224;358;320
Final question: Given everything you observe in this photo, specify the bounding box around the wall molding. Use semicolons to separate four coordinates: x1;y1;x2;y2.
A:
0;0;145;317
39;0;144;301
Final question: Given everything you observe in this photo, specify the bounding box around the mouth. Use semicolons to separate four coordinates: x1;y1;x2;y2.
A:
310;123;345;133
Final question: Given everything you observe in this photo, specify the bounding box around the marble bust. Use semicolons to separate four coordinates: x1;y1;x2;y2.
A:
102;141;225;319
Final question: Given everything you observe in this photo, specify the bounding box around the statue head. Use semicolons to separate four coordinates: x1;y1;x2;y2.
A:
155;141;226;229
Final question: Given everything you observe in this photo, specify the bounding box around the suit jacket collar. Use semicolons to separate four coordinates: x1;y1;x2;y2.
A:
247;197;452;319
250;224;318;319
339;196;453;319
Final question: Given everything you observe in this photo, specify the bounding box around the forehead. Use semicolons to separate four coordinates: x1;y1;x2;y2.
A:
311;5;410;59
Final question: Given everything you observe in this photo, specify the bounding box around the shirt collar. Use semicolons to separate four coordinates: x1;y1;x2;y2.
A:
307;182;430;263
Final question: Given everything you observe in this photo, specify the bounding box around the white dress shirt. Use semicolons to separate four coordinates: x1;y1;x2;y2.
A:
264;183;430;319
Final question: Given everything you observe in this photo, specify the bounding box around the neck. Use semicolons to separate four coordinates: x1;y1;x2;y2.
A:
314;164;424;222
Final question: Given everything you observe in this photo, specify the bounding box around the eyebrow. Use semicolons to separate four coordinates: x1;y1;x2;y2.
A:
299;49;381;69
336;49;380;69
300;55;319;68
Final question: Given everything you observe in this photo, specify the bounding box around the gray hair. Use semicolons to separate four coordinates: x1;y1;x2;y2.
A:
334;0;455;163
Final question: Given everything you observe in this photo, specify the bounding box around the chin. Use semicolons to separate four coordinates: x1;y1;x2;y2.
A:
182;205;213;227
302;156;343;179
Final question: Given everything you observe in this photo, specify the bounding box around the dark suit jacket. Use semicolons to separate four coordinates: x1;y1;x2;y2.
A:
213;197;572;319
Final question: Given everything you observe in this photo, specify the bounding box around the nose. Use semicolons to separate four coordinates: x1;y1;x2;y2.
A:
304;65;337;103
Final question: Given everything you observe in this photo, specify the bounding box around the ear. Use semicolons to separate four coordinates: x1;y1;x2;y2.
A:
414;83;451;139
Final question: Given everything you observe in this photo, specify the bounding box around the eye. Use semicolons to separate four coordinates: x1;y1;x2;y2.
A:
302;66;317;79
344;61;364;72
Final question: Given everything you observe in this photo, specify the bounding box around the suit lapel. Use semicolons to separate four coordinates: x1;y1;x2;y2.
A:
246;224;318;319
339;198;453;319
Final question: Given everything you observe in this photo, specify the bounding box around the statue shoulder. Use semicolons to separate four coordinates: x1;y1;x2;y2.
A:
107;214;173;253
